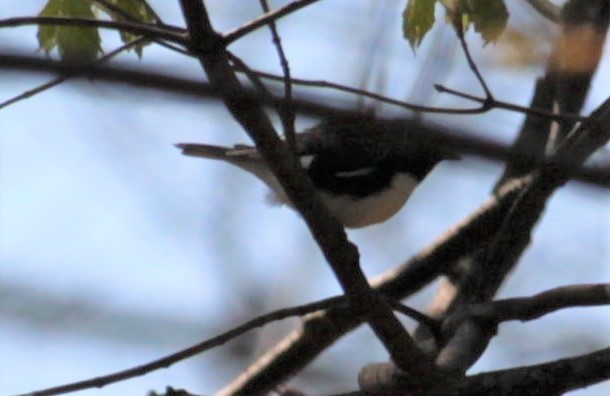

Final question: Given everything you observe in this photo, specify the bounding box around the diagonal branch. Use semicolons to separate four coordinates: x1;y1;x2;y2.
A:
223;0;322;44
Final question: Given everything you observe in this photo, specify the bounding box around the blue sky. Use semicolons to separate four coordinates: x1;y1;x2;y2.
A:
1;1;609;395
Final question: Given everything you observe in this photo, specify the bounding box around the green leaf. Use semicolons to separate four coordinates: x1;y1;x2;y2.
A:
37;0;101;62
403;0;437;50
37;0;61;54
440;0;508;43
466;0;509;43
94;0;157;58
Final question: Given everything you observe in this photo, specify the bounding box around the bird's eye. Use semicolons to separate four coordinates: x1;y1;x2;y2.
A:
334;167;375;177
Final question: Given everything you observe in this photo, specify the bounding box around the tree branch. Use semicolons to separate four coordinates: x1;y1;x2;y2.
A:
444;284;610;330
457;346;610;395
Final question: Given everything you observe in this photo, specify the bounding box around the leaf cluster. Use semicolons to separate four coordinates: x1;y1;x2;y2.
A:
403;0;509;49
37;0;156;62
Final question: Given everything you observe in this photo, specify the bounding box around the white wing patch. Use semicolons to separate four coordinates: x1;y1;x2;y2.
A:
299;154;315;169
334;167;375;178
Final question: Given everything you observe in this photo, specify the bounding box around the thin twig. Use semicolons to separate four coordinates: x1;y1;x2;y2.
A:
244;67;588;122
17;296;347;396
454;22;493;103
259;0;296;150
240;67;485;115
228;51;275;97
390;301;439;330
224;0;322;44
390;301;442;342
435;84;587;123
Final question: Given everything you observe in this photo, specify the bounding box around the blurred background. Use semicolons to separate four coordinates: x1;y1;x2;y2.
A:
1;0;609;395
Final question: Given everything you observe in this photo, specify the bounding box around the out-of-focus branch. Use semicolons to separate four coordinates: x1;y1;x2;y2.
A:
498;0;610;185
0;38;146;110
453;21;493;102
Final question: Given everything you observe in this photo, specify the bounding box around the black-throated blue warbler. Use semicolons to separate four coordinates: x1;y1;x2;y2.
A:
176;116;456;228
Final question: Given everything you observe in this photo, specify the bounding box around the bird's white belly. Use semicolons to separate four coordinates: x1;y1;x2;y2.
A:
319;173;419;228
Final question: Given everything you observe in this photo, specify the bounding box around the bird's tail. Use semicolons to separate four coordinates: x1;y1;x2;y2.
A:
175;143;285;201
175;143;236;160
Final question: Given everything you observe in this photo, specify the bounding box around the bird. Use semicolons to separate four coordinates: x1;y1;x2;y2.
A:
176;116;456;228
